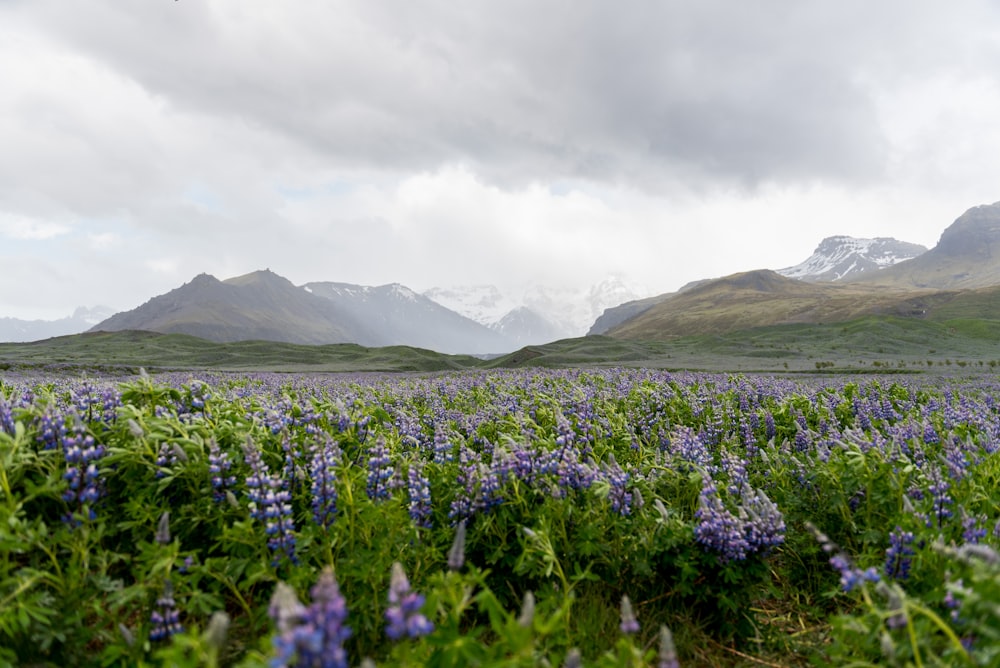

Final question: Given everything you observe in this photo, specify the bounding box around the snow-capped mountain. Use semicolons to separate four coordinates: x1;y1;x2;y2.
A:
424;274;649;344
777;236;928;282
301;281;511;354
421;285;519;326
0;305;116;343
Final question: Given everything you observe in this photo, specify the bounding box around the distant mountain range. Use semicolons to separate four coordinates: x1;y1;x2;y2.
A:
596;201;1000;340
0;306;115;343
423;275;647;345
6;200;1000;354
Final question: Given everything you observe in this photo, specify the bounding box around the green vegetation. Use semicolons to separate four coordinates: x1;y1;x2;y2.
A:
4;369;1000;666
6;317;999;374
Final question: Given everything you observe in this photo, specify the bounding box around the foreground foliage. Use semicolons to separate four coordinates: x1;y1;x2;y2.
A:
2;367;1000;666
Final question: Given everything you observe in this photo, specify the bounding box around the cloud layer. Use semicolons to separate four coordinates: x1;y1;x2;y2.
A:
3;1;1000;319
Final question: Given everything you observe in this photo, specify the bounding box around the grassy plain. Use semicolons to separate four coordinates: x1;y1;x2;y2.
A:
2;316;1000;374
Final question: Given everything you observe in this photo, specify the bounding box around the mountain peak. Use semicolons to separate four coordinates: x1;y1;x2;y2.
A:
223;269;295;288
934;201;1000;258
778;236;927;282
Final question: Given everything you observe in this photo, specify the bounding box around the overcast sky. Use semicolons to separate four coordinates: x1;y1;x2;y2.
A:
3;1;1000;319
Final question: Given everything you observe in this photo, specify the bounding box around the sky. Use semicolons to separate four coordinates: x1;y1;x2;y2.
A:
3;1;1000;320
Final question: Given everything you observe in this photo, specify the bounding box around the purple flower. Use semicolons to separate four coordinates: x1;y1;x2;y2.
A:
150;580;183;642
385;562;433;641
270;567;352;668
407;460;432;529
243;437;298;565
619;595;639;635
658;625;680;668
207;438;237;503
884;527;915;580
806;522;880;592
310;437;341;529
447;520;466;571
694;479;749;562
603;454;633;517
366;438;394;502
37;406;67;450
0;396;16;436
61;424;105;525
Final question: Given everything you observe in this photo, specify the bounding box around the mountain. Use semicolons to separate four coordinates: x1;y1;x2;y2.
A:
0;306;116;343
89;270;516;354
777;236;927;282
425;274;648;344
602;269;944;340
850;201;1000;290
91;270;375;345
588;294;670;336
491;306;566;347
422;285;519;327
302;282;511;354
597;201;1000;340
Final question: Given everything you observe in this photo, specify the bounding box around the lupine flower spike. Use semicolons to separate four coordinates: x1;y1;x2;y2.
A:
269;568;352;668
385;562;434;640
619;595;640;635
447;520;466;571
150;580;183;642
658;625;680;668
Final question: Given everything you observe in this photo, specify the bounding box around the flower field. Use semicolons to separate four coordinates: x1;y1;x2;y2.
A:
2;367;1000;666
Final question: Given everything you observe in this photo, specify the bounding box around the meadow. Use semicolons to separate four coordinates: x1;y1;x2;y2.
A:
2;366;1000;666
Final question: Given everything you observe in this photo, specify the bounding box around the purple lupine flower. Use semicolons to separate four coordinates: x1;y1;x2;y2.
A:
243;437;298;565
155;511;171;545
694;479;749;562
366;437;394;502
406;460;432;529
0;395;14;436
385;562;434;641
71;381;97;421
37;406;67;450
764;412;776;441
603;454;633;516
884;527;915;580
432;430;454;465
943;577;963;622
619;595;639;635
270;567;352;668
149;580;183;642
447;520;466;571
658;625;680;668
207;438;237;503
740;486;786;553
927;471;954;529
448;445;481;523
61;424;105;525
922;421;940;445
475;459;507;514
310;437;341;529
806;522;880;592
961;509;987;545
155;442;187;479
670;426;713;471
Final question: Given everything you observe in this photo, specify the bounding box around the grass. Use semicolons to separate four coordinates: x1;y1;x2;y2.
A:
3;316;1000;374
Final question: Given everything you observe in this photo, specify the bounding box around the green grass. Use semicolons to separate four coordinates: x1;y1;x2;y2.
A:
3;317;1000;374
0;330;482;373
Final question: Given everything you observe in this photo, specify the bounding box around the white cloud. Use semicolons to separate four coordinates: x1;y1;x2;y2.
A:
0;214;70;240
1;1;1000;321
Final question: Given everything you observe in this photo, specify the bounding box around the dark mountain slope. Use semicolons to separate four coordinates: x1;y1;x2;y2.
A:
91;270;376;345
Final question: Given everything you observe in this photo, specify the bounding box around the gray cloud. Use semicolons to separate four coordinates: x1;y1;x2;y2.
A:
19;1;965;190
3;1;1000;319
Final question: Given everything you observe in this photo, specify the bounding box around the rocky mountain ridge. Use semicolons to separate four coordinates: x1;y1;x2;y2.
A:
777;236;928;282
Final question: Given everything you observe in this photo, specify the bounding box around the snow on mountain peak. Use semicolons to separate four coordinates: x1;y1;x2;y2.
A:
424;275;650;338
777;236;928;282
